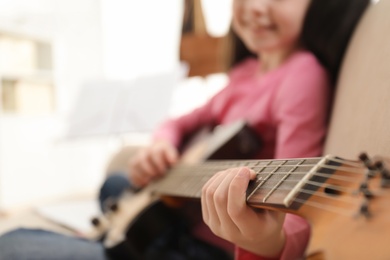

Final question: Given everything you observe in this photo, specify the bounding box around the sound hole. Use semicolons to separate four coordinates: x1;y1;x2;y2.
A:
324;185;341;196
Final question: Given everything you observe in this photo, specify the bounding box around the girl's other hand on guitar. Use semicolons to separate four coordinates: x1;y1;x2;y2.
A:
201;167;286;258
128;140;179;188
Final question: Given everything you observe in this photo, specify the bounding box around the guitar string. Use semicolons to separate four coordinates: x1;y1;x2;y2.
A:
160;187;368;217
287;198;357;217
157;184;364;218
193;157;364;169
180;181;362;205
159;179;372;218
285;183;389;216
159;175;364;205
162;173;360;195
156;165;382;216
156;158;385;217
159;178;368;202
168;168;365;183
171;164;366;176
172;157;367;175
160;178;365;204
250;180;357;194
166;166;367;191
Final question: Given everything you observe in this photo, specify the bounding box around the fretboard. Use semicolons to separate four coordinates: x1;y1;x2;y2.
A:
153;156;338;209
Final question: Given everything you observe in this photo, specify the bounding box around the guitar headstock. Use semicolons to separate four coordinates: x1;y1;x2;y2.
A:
304;153;390;259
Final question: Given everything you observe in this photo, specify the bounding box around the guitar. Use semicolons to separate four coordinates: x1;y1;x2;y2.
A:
89;121;390;260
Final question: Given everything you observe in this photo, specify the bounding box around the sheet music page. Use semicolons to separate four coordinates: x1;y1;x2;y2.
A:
65;69;183;138
35;199;100;235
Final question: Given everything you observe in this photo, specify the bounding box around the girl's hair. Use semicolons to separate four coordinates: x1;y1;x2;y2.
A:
225;0;371;85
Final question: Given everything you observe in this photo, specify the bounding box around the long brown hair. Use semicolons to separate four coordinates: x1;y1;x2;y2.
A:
224;0;371;85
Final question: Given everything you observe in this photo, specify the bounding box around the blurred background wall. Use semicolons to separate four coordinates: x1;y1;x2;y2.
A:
0;0;231;211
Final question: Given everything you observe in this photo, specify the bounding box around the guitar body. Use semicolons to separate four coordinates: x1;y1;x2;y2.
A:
90;120;390;259
91;121;262;259
104;192;188;259
308;192;390;260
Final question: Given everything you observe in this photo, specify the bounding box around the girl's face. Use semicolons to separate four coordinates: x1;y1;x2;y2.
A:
232;0;311;54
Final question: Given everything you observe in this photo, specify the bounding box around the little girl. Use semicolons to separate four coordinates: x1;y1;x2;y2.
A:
0;0;370;259
129;0;370;259
199;0;371;259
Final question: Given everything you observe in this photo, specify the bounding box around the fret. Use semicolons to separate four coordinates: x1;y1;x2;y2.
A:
188;171;205;197
284;156;329;206
248;160;291;204
246;160;275;200
246;158;324;207
262;160;304;203
153;157;330;208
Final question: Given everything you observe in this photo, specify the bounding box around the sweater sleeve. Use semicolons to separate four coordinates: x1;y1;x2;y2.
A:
152;84;229;148
151;104;213;148
235;214;310;260
152;58;256;148
152;58;258;147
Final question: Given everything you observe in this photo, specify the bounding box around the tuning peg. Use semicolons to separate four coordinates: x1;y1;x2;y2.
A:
103;197;120;213
91;217;100;227
374;161;390;188
359;182;374;199
359;199;371;219
359;153;373;167
359;153;377;177
109;202;119;212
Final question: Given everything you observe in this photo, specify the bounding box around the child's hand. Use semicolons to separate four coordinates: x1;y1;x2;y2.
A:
128;140;179;188
201;167;286;258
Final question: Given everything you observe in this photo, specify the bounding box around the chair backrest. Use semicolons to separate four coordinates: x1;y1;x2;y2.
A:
324;0;390;158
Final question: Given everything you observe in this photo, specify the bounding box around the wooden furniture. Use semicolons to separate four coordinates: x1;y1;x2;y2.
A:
180;34;226;77
179;0;227;77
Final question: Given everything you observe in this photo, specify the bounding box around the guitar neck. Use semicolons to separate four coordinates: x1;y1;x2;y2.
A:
153;155;343;210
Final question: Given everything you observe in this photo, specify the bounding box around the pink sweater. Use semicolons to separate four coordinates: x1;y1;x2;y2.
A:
153;51;330;260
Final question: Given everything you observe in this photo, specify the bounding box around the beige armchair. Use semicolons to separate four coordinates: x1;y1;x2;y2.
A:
324;0;390;157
